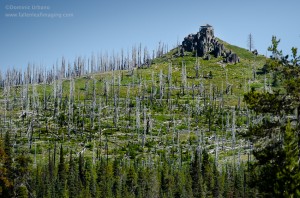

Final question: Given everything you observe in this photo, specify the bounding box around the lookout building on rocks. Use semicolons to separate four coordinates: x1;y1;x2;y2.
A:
181;24;239;64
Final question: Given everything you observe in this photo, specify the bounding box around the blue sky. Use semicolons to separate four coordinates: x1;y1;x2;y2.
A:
1;0;300;71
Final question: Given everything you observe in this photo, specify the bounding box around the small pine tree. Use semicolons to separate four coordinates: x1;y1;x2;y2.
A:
78;152;85;188
190;150;203;197
202;149;214;196
275;121;300;197
56;145;66;197
212;162;220;197
68;151;78;198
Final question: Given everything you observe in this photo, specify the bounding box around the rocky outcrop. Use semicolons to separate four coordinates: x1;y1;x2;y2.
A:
181;24;239;64
225;51;239;64
252;49;258;56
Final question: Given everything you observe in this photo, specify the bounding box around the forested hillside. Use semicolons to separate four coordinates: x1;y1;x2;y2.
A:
0;35;299;197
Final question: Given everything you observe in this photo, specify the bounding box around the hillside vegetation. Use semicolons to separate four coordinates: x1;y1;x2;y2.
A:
2;35;299;197
0;40;266;163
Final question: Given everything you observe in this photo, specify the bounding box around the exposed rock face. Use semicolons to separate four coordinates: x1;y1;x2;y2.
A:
182;24;239;64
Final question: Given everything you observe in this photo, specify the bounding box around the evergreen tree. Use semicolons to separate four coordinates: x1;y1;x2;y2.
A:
212;162;220;198
47;148;55;198
202;149;213;197
291;47;300;66
15;184;28;198
136;167;147;198
190;150;203;198
222;165;230;198
160;164;174;197
14;150;32;198
233;167;243;198
68;151;78;198
112;158;122;198
34;166;46;198
56;144;67;197
85;159;97;198
268;36;282;59
0;136;11;196
1;131;13;197
96;158;113;198
145;167;159;198
244;42;300;197
78;152;85;189
275;121;300;197
125;166;137;197
174;168;193;198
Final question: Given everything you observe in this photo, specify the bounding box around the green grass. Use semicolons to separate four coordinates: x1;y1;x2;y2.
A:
0;40;270;165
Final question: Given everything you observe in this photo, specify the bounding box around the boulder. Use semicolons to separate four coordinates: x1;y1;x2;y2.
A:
227;53;239;64
252;49;258;56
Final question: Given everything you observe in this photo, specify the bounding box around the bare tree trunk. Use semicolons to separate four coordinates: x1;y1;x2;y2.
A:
136;97;140;140
159;70;164;105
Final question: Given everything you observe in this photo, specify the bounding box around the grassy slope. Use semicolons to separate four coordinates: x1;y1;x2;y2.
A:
1;40;268;165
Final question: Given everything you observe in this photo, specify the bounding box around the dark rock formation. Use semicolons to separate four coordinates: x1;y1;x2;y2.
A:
226;52;239;64
181;24;239;64
252;49;258;56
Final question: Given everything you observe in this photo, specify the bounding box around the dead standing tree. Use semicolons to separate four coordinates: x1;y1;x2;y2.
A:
247;33;255;52
181;61;187;95
159;70;164;105
68;77;75;139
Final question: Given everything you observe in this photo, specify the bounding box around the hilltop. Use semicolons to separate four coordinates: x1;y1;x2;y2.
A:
0;25;267;164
